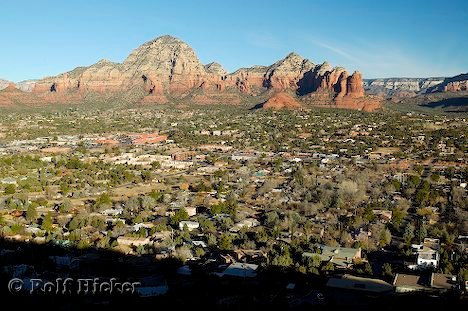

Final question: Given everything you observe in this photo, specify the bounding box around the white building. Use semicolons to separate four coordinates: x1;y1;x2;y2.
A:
408;238;441;270
230;218;260;233
179;221;200;231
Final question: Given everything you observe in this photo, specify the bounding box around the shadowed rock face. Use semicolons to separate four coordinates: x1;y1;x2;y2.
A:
6;35;374;110
432;73;468;92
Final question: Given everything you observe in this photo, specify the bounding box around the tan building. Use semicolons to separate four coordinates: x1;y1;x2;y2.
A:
117;236;151;247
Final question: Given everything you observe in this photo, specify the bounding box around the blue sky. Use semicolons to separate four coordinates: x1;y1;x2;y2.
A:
1;0;467;82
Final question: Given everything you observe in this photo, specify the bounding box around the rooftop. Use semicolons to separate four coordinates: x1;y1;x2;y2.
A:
393;273;429;289
222;262;258;278
326;274;394;293
431;273;456;290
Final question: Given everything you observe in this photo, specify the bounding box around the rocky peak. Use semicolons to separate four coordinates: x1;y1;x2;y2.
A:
122;35;206;79
0;79;11;91
147;35;184;45
205;62;227;76
315;61;332;76
263;52;315;90
4;83;18;91
16;80;37;93
346;71;364;97
94;59;115;66
267;52;315;75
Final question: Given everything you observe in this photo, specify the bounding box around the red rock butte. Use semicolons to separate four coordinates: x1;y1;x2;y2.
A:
1;35;382;111
262;92;301;109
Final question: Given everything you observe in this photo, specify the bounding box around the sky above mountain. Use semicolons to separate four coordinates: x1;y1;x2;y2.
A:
0;0;467;82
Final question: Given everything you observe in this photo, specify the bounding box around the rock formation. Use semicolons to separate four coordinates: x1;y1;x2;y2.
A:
204;62;227;76
0;83;44;106
4;35;378;111
346;71;365;97
262;92;301;109
0;79;11;91
16;80;37;92
363;77;445;96
263;52;315;90
429;73;468;92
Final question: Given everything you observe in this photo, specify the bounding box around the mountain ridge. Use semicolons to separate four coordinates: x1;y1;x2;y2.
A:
2;35;373;110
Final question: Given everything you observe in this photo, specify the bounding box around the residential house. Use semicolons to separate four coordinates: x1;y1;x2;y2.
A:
372;209;393;223
230;218;260;233
179;221;200;231
326;274;393;293
393;273;456;293
219;262;259;278
408;238;440;270
303;245;362;269
352;228;372;244
117;236;152;247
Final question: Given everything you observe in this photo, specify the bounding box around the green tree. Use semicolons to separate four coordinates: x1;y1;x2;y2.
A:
77;239;90;250
382;263;393;280
194;181;211;192
194;247;205;258
416;220;427;243
26;205;38;223
68;216;84;231
304;255;321;274
274;158;283;172
141;170;153;182
171;208;189;225
10;222;25;235
270;245;293;268
392;179;402;192
198;216;216;232
218;233;233;251
96;192;112;206
4;184;16;194
379;229;392;247
151;161;161;169
391;208;406;230
59;199;72;213
321;261;335;273
207;233;217;246
403;223;415;244
60;183;70;196
41;212;54;232
364;262;373;276
149;190;163;202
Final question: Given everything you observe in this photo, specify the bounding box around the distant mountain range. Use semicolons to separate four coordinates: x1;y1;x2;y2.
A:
0;35;379;111
364;74;468;96
0;35;466;110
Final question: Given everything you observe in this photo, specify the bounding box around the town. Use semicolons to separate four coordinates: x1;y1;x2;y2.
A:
0;104;466;307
